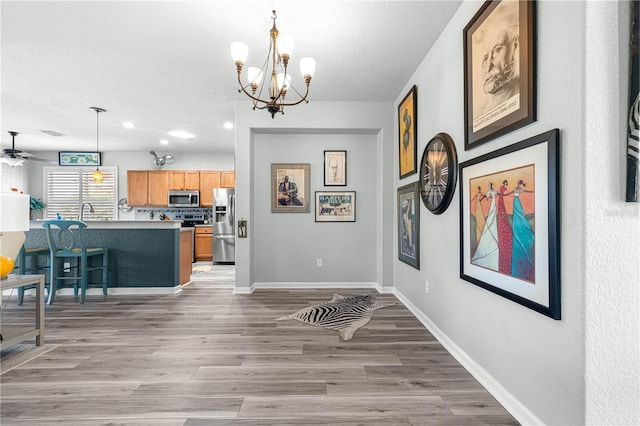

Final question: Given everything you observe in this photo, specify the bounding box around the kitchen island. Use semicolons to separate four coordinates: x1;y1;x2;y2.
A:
25;221;193;293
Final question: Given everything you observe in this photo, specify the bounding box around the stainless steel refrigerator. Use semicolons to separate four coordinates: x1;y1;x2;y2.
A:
212;188;235;263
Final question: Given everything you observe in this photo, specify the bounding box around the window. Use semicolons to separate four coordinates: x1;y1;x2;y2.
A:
43;167;117;220
0;163;26;192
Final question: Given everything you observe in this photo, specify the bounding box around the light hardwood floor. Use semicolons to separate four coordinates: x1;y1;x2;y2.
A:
1;280;518;425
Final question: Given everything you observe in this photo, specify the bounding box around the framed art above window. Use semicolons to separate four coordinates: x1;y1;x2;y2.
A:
59;151;101;166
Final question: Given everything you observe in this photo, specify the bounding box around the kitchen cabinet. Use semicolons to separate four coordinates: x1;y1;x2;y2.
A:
127;171;149;206
148;171;170;206
221;171;235;188
179;229;193;285
195;226;213;261
199;171;221;207
169;171;200;191
126;169;233;207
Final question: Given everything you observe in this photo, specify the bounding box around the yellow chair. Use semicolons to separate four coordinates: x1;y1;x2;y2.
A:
42;220;108;304
16;246;50;305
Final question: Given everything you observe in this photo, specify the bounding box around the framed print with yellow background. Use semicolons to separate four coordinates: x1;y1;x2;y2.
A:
398;85;417;178
463;0;536;150
459;129;560;319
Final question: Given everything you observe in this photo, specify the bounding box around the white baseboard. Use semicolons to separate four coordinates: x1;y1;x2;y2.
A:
233;282;382;294
391;287;543;426
233;284;255;294
376;285;395;294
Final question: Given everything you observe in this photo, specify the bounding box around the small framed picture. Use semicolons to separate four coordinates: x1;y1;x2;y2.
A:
272;163;311;213
398;85;418;179
59;151;101;166
397;182;420;270
237;219;247;238
324;150;347;186
315;191;356;222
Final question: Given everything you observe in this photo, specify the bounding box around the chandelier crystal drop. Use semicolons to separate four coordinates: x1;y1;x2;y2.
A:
231;10;315;118
90;107;106;183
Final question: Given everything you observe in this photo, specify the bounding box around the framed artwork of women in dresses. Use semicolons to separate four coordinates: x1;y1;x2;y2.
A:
458;129;560;319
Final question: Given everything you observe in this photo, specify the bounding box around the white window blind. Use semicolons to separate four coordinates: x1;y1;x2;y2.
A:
43;167;117;220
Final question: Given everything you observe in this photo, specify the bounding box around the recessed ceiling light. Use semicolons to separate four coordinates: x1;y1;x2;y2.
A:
160;139;169;145
168;130;195;139
224;122;234;130
122;121;135;129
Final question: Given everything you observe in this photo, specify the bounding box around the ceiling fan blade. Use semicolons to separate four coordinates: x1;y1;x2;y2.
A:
26;156;57;164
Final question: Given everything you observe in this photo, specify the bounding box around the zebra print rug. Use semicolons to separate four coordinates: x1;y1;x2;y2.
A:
276;293;396;341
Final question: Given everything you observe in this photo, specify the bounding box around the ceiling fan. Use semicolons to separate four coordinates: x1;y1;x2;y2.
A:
150;150;173;170
1;131;55;166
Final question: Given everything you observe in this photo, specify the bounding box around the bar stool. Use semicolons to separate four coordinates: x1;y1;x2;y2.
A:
42;220;109;304
16;245;50;305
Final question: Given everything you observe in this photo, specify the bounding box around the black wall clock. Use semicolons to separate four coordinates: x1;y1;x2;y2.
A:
419;133;458;214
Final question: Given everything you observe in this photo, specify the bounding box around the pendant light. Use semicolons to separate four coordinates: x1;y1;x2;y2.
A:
90;107;106;183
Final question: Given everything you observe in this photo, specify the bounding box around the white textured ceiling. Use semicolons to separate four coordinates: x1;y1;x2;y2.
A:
1;0;461;154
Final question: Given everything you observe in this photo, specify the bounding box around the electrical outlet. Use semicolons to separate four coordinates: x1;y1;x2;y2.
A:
316;258;323;267
64;262;71;272
425;280;430;294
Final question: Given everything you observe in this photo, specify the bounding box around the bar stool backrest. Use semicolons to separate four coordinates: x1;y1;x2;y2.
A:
41;220;89;255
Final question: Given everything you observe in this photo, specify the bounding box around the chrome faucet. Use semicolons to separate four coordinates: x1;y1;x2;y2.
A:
81;202;94;221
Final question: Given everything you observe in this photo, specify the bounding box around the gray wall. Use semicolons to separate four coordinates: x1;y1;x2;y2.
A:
253;133;377;283
234;102;395;291
393;1;639;425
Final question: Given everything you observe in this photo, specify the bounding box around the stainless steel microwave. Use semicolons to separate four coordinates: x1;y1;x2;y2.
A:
168;190;199;207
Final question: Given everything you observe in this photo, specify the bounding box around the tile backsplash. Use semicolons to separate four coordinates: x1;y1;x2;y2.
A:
134;207;213;221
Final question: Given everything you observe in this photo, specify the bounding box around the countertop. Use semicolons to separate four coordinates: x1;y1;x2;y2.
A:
194;224;212;228
29;220;182;230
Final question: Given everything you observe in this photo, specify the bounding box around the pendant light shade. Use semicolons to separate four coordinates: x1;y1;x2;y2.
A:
90;107;106;183
93;168;103;183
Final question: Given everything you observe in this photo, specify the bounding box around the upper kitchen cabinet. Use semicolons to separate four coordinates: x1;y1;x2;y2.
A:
127;170;232;207
199;171;221;207
221;171;235;188
148;171;170;206
127;171;149;206
169;171;200;191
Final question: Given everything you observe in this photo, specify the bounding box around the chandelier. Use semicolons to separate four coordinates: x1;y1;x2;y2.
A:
231;10;316;118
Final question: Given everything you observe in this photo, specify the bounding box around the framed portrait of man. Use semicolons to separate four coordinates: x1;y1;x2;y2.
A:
271;163;311;213
463;0;536;150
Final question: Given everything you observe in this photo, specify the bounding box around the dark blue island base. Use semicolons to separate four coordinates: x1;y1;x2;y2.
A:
26;221;191;292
